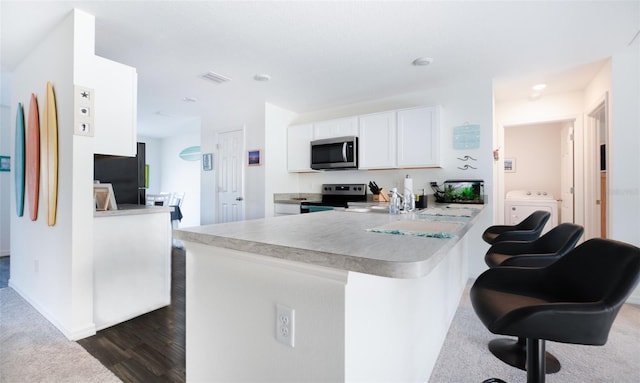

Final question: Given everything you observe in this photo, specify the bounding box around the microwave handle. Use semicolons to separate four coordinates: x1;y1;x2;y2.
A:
342;142;347;162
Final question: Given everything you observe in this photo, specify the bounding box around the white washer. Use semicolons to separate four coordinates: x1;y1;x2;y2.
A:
504;190;558;234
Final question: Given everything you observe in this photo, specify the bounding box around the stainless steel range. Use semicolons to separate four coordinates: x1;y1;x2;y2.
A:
300;184;367;213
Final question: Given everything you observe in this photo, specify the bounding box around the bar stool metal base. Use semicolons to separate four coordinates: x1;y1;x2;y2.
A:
489;337;560;374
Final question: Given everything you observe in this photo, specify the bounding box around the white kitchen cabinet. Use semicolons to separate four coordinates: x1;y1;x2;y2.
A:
287;123;314;172
358;111;397;169
313;117;358;139
397;106;440;167
287;105;440;172
92;56;138;156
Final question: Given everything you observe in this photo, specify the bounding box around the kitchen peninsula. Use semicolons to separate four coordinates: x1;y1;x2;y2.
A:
175;205;484;382
93;205;172;330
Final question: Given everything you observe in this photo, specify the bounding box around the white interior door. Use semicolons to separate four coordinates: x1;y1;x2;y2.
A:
560;123;575;223
217;129;244;223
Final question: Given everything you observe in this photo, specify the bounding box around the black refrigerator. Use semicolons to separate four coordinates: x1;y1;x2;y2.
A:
94;142;146;205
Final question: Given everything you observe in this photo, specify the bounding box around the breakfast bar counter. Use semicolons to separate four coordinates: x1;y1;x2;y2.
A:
175;205;485;382
176;206;482;278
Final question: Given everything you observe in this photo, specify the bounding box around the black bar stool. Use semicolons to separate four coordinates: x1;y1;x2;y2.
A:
471;238;640;383
484;223;584;374
482;210;550;245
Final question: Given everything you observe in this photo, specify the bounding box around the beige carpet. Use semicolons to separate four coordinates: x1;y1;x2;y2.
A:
0;287;121;383
429;283;640;383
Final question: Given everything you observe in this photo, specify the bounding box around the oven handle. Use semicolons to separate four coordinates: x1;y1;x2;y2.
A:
342;142;347;162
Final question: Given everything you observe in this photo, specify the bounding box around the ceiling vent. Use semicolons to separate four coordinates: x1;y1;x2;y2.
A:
200;71;232;84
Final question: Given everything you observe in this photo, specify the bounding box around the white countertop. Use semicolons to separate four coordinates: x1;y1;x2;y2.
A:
175;205;484;278
94;204;173;217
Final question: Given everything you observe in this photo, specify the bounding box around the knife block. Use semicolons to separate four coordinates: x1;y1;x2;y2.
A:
373;190;390;202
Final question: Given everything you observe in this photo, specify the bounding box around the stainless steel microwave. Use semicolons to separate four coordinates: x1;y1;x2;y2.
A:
310;136;358;170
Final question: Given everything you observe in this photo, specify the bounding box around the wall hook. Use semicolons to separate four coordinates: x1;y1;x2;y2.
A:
457;155;477;161
457;164;477;170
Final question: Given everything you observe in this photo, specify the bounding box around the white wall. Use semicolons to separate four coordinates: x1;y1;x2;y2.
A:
10;10;96;339
504;121;563;198
0;104;10;256
604;42;639;247
608;37;640;304
200;94;266;224
159;130;201;228
264;103;299;218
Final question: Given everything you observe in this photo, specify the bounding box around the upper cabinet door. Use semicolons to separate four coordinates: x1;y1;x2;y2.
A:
397;106;440;168
358;111;397;169
313;117;358;139
287;123;314;172
93;56;138;157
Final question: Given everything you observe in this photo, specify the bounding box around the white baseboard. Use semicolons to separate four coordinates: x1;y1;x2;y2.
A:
8;280;97;340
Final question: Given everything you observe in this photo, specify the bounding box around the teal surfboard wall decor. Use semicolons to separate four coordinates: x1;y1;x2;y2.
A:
179;146;201;161
15;102;25;217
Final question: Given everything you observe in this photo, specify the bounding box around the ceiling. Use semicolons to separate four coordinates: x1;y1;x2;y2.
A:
1;1;638;138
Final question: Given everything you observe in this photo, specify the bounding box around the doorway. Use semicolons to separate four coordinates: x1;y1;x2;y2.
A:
586;95;609;238
502;120;575;224
217;129;245;223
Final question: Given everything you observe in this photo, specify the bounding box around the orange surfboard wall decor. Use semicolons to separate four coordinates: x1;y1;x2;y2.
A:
26;93;40;221
45;82;59;226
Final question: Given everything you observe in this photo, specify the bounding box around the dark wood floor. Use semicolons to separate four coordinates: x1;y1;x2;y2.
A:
78;247;186;383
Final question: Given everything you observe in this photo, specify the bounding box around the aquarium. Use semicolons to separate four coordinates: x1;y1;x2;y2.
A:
437;180;484;204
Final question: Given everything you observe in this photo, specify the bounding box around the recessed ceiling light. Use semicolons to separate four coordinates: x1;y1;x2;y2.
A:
412;57;434;66
182;96;198;103
532;83;547;91
254;74;271;82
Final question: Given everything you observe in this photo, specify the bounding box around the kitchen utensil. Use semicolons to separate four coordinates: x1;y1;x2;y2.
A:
368;181;381;195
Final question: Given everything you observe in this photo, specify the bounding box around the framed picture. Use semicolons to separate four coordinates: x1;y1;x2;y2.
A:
202;153;213;171
93;183;118;211
248;149;261;166
0;156;9;172
504;158;516;173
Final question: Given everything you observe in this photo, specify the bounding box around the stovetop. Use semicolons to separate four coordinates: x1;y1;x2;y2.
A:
300;184;368;207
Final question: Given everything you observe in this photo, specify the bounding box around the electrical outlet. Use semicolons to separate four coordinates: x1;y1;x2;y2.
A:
276;304;295;347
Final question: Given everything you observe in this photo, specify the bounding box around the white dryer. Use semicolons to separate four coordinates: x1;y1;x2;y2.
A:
504;190;558;235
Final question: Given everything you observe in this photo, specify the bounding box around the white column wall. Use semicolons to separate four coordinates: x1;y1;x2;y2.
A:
609;37;640;303
10;9;96;339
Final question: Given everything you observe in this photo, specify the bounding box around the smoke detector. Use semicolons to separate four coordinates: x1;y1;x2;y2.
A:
412;57;434;66
254;74;271;82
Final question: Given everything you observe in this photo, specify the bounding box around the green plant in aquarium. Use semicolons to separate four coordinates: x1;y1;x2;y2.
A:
445;185;457;201
461;186;475;200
